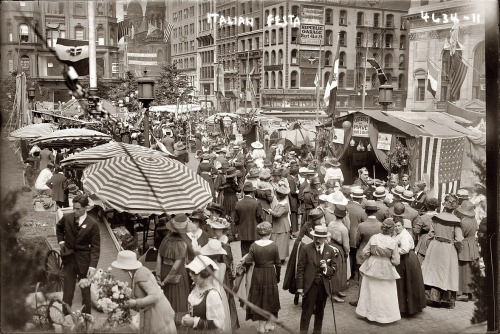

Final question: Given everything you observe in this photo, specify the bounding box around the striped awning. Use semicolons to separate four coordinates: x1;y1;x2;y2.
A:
82;155;212;215
60;142;172;168
9;123;57;139
31;128;112;148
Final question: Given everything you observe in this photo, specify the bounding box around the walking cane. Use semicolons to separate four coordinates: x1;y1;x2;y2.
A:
326;277;338;334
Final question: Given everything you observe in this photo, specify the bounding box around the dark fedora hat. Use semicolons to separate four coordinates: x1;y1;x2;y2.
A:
308;208;324;221
364;200;378;211
206;202;225;215
456;200;475;217
334;205;347;218
243;182;255;192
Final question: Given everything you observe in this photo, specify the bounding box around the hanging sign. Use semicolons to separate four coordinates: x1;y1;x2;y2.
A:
352;115;370;138
331;128;344;144
377;132;392;150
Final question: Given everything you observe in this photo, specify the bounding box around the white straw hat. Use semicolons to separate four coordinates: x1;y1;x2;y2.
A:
185;255;219;274
111;250;143;270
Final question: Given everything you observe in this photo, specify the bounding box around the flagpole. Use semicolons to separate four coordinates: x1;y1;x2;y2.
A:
362;27;369;111
316;39;322;122
246;51;249;115
88;0;97;95
426;56;451;79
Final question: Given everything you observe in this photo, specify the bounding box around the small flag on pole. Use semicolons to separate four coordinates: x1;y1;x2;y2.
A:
163;20;173;43
54;38;89;76
426;59;439;98
449;52;467;101
367;58;387;85
323;34;341;118
118;19;130;42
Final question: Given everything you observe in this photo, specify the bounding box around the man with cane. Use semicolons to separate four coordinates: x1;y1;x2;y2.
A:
296;225;338;334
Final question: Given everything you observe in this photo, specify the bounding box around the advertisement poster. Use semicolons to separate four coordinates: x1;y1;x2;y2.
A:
331;128;344;144
300;24;324;45
377;133;392;150
352;115;370;137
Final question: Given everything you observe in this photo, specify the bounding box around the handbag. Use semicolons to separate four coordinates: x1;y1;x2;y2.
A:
164;274;181;284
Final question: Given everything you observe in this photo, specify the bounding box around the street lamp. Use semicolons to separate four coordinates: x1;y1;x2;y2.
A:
28;87;36;122
378;84;393;111
137;70;155;148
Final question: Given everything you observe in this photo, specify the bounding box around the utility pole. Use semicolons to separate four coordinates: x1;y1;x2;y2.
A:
316;40;323;122
88;0;97;96
362;25;369;111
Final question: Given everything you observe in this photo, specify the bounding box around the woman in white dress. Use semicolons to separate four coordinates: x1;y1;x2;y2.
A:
356;218;401;324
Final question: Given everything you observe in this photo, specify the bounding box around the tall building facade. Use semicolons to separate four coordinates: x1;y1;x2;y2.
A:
197;0;216;110
1;0;121;103
404;0;486;112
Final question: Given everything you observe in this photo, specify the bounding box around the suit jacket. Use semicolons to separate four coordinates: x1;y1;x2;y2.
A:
346;201;367;247
46;173;67;202
411;191;427;214
286;174;299;213
375;200;390;222
56;212;101;273
355;217;382;265
296;242;338;296
269;199;290;233
234;196;263;241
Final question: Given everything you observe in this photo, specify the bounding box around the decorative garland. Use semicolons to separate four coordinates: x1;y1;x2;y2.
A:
386;139;410;173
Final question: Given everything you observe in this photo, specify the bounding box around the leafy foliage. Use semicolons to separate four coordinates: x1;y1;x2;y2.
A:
152;64;193;106
386;139;410;173
106;71;141;113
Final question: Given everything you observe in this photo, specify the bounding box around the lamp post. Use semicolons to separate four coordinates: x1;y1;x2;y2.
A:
137;70;155;148
204;88;208;116
378;84;393;111
28;87;36;123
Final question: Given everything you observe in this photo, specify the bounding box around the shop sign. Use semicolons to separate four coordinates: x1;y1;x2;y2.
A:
331;128;344;144
377;132;392;150
301;5;324;25
352;115;370;138
300;24;324;45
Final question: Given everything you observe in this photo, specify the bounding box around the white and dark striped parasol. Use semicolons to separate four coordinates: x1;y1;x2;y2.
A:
9;123;57;139
60;142;172;168
82;155;212;215
31;128;112;148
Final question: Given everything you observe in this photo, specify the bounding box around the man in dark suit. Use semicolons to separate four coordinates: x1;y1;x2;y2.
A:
345;188;367;279
56;194;100;315
286;162;300;237
234;182;263;256
46;166;68;208
411;181;427;214
372;186;390;222
296;225;338;334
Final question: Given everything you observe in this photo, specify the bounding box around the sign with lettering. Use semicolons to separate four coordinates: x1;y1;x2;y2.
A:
352;115;370;138
331;128;344;144
300;24;324;45
377;132;392;150
301;5;324;25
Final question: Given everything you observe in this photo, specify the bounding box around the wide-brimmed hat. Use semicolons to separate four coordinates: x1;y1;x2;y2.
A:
225;167;239;178
400;190;414;202
263;160;273;167
202;153;211;160
327;191;348;205
243;182;255;192
185;255;219;274
275;185;290;196
259;170;272;181
208;217;231;230
247;167;261;178
443;193;459;209
351;188;365;198
200;239;227;256
324;157;341;167
456;200;475;217
220;161;230;170
373;186;388;198
310;176;321;185
271;168;282;176
334;205;347;218
432;212;461;225
364;200;378;211
190;210;206;223
425;197;440;210
256;221;273;235
456;189;469;200
391;202;405;216
206;202;225;215
310;225;331;238
112;250;143;270
166;214;189;233
319;194;329;202
391;185;405;196
251;141;263;149
174;142;186;151
309;208;324;221
156;217;170;231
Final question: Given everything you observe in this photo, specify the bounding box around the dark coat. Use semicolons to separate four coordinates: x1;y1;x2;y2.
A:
286;174;299;213
46;173;67;202
355;217;382;265
234;196;263;241
296;242;338;296
375;199;390;222
411;191;427;214
346;201;367;247
56;212;101;273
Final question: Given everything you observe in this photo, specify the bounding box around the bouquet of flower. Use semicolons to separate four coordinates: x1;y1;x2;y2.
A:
81;268;133;329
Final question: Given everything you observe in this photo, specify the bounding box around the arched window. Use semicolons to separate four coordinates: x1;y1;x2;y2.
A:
386;14;394;28
264;51;269;65
279;6;284;17
264;72;269;88
278;49;283;65
291;5;299;17
271;71;276;88
271;29;276;44
7;21;13;42
339;51;346;67
265;10;270;25
265;31;269;45
291;28;299;43
339;31;346;46
325;9;333;24
325;30;333;45
109;27;115;46
97;2;104;15
356;52;364;66
372;33;379;47
278;70;283;88
278;28;284;44
384;53;393;68
20;55;30;74
339;10;347;25
271;8;276;17
373;13;380;27
291;49;298;64
398;55;405;69
386;73;392;84
400;35;406;49
290;71;298;88
339;72;345;88
356;32;364;47
385;34;393;48
97;27;105;45
19;24;29;43
472;41;485;101
325;51;332;66
357;12;364;26
398;74;405;89
271;50;276;65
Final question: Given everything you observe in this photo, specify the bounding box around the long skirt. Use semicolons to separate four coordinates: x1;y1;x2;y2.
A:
421;240;459;292
223;193;238;220
356;275;401;324
459;260;476;294
329;240;347;293
271;232;290;261
160;263;190;313
246;266;280;321
395;251;426;315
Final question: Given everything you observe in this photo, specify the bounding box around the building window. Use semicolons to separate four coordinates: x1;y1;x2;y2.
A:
400;35;406;49
386;14;394;28
325;9;333;24
291;28;299;43
357;52;364;67
325;30;333;45
255;37;260;48
384;54;393;68
339;52;346;67
472;41;485;101
46;29;60;48
278;28;283;44
357;12;364;26
20;55;30;74
339;72;345;88
271;50;276;65
339;10;347;26
290;71;298;88
264;72;269;88
264;51;269;65
356;32;364;47
440;86;448;101
398;74;405;89
271;72;276;88
278;49;283;65
265;31;269;45
74;2;85;16
271;30;276;44
278;71;283;88
241;40;245;51
97;27;105;45
291;49;298;64
75;26;84;40
265;10;270;25
421;0;429;5
325;51;332;66
339;31;346;46
48;1;65;14
291;5;299;17
385;34;393;48
374;13;380;27
416;78;425;101
399;55;405;69
97;2;104;15
19;24;29;43
373;33;379;47
109;28;115;46
371;73;378;88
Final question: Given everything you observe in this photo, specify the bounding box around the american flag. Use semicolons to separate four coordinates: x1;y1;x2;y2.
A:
117;19;130;42
417;136;464;204
449;52;467;101
163;20;173;43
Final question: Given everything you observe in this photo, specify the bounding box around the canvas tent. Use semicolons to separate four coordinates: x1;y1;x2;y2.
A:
317;110;485;202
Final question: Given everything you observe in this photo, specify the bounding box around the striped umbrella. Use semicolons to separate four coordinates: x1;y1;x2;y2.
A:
82;155;212;215
31;128;112;148
9;123;57;139
60;142;172;168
